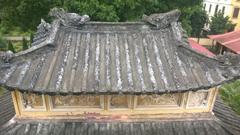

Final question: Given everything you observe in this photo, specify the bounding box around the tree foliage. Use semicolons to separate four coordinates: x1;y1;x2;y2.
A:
190;7;208;37
209;12;236;35
0;0;204;36
7;41;15;53
220;80;240;115
22;38;29;50
0;0;57;32
30;33;34;47
0;37;7;51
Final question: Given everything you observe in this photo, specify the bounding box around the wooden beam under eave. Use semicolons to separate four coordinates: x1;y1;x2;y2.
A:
208;87;219;112
11;90;21;117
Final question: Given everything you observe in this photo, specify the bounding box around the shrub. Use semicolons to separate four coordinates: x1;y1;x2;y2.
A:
220;80;240;115
0;37;7;51
22;38;29;50
7;41;15;53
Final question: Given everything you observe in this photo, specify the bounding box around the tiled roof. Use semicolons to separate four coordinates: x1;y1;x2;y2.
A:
208;30;240;54
0;9;240;95
0;119;235;135
188;38;215;57
213;96;240;135
0;91;15;126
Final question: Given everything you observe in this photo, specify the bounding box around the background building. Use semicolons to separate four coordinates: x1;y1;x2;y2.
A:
203;0;232;17
229;0;240;29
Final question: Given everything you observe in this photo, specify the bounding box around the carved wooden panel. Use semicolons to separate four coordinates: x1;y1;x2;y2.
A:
51;95;102;108
109;95;129;109
188;92;208;107
21;93;44;109
137;94;181;107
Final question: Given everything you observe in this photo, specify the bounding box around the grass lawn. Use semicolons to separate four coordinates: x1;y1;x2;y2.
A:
220;79;240;115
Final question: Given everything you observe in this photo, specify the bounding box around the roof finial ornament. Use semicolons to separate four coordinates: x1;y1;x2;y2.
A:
37;19;52;34
216;52;240;66
142;9;181;29
0;51;14;63
49;7;90;26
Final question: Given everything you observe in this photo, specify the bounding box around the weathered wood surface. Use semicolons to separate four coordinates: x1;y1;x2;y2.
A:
0;91;15;126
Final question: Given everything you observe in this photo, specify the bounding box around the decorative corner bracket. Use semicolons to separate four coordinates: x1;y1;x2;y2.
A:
49;7;90;27
215;52;240;78
142;9;181;29
32;18;53;45
216;52;240;66
37;19;52;35
0;51;14;63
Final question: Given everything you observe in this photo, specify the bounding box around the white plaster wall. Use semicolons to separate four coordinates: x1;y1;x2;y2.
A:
203;0;232;17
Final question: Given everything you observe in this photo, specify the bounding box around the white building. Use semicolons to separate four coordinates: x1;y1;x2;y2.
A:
203;0;232;17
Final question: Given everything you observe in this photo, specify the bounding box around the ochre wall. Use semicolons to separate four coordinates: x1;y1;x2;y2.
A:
229;0;240;29
11;87;218;119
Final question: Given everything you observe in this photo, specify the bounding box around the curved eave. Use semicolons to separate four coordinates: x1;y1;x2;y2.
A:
4;20;60;63
1;71;239;96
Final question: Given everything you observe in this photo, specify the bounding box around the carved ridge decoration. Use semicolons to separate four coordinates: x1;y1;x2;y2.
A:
37;19;52;36
17;91;213;113
49;8;90;27
137;94;181;106
0;51;14;63
142;9;181;29
188;92;208;107
22;93;44;109
52;95;101;108
110;95;129;108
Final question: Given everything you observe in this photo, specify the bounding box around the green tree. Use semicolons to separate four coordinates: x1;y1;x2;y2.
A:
0;37;7;51
0;0;57;32
67;0;119;21
0;0;204;35
22;38;29;50
62;0;203;35
61;0;152;21
220;80;240;115
209;11;236;35
190;7;208;38
7;41;15;53
30;33;34;47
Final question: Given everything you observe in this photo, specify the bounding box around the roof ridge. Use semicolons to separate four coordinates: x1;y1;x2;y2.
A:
180;34;240;69
223;38;240;45
142;9;181;29
174;24;219;63
0;20;61;63
208;30;240;39
3;9;182;63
